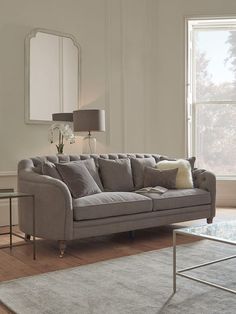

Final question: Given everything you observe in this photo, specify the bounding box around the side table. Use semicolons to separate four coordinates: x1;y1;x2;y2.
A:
0;192;36;260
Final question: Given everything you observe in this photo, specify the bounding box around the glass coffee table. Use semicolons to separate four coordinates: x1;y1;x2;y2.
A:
173;221;236;294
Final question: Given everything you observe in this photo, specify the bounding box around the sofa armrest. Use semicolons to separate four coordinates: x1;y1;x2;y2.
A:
18;169;73;241
193;169;216;219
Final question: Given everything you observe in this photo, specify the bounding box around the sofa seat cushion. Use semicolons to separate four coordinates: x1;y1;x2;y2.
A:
143;188;211;211
73;192;152;221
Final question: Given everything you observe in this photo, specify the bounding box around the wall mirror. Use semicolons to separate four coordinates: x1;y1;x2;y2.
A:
25;28;80;124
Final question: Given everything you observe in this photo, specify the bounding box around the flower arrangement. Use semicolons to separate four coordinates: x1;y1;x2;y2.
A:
49;123;76;154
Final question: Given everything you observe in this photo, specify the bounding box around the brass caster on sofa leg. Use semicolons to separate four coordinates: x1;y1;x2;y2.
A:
128;231;135;240
207;217;213;224
25;234;31;241
58;240;67;258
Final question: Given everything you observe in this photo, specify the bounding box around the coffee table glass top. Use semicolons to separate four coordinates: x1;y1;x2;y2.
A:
176;221;236;245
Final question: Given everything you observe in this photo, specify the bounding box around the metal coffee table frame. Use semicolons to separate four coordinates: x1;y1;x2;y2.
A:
173;229;235;295
0;192;36;260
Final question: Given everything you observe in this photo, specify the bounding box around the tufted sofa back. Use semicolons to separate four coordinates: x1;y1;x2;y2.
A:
18;153;163;172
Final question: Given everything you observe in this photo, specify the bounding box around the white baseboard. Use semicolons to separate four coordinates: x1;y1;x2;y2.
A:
216;198;236;208
0;171;17;177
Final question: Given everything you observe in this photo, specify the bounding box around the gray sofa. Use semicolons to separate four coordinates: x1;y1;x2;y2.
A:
18;154;216;257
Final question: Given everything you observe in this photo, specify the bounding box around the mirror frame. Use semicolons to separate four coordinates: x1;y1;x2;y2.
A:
25;28;81;124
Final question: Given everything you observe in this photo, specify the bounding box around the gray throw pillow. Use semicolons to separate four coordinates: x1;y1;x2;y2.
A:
42;161;62;180
72;159;103;191
131;157;156;189
159;156;196;170
98;158;134;192
56;162;101;198
32;164;43;174
144;167;178;189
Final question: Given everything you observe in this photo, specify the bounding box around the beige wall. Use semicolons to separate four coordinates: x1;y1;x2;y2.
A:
0;0;158;169
0;0;108;174
0;0;235;224
0;0;158;224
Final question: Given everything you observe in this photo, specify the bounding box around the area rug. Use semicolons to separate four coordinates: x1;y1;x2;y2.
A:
0;240;235;314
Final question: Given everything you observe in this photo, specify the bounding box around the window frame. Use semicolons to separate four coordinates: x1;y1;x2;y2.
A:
185;16;236;180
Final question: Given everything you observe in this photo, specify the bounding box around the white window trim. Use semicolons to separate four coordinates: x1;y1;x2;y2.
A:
185;16;236;180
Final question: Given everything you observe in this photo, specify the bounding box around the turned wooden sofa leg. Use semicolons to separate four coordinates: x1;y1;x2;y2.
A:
207;217;213;224
25;234;31;241
58;240;67;258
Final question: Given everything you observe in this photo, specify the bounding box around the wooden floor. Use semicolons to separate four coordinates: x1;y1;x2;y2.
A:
0;208;235;313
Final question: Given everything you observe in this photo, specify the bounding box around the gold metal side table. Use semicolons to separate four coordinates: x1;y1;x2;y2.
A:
0;192;36;260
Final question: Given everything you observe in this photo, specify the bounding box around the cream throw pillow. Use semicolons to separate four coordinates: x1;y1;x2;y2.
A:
156;159;193;189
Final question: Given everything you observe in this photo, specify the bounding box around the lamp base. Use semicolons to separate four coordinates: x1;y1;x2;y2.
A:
82;134;96;154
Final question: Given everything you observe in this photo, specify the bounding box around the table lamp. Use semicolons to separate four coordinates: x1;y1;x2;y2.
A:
52;113;73;122
73;109;105;154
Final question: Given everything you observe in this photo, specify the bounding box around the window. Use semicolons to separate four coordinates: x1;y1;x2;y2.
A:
187;18;236;178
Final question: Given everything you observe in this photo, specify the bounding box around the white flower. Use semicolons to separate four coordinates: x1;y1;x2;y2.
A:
60;124;76;144
48;123;76;146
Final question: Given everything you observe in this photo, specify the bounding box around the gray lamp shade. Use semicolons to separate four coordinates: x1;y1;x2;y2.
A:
52;113;73;122
73;109;105;132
